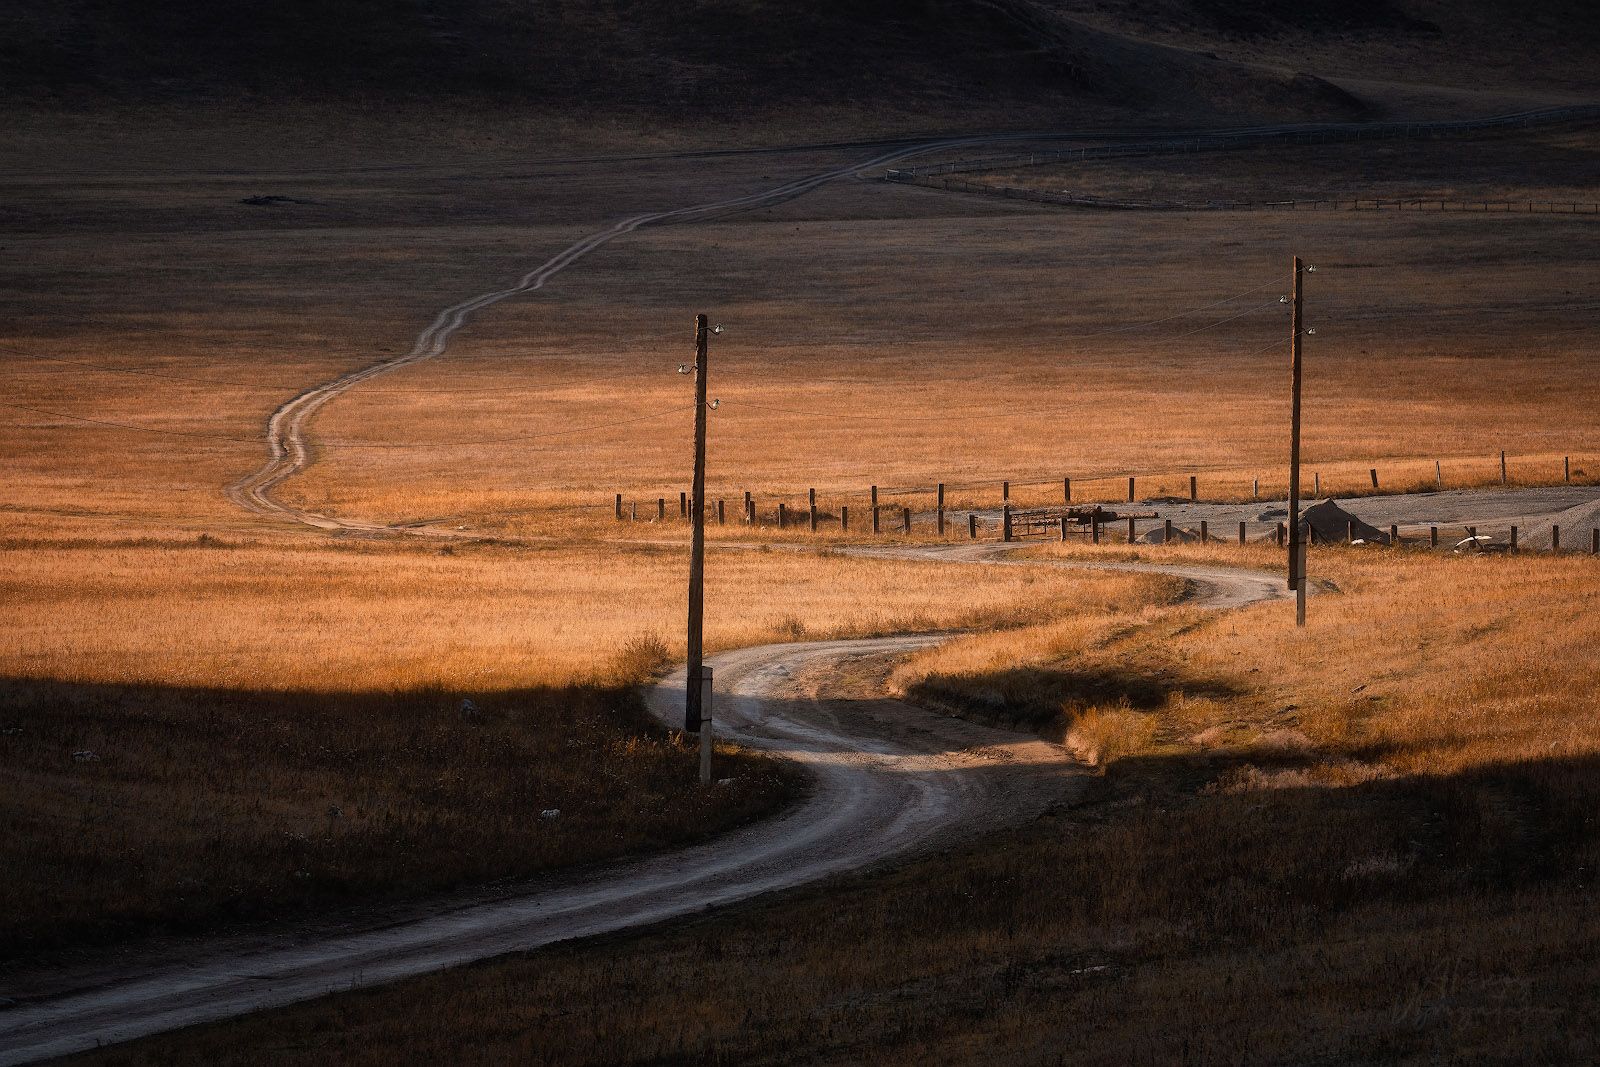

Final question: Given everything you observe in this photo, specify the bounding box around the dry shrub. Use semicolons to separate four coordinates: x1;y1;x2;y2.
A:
1065;702;1160;766
611;632;672;684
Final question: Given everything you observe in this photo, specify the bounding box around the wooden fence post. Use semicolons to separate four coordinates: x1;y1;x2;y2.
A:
1436;460;1442;488
717;500;725;525
872;506;881;534
744;490;752;524
1189;475;1197;502
841;505;849;532
1347;520;1355;543
1430;526;1438;547
902;506;912;534
1002;505;1013;542
1511;525;1518;552
1253;477;1259;500
615;493;623;520
1002;481;1010;503
1565;456;1571;483
778;502;787;528
1201;520;1208;543
936;483;946;537
680;491;687;517
1238;521;1246;545
1553;525;1560;551
1060;515;1069;542
1092;512;1101;544
1127;516;1136;543
1276;522;1285;547
971;514;979;540
631;502;638;521
1370;468;1379;489
1063;477;1071;502
1390;524;1398;545
658;497;666;522
809;488;818;532
1314;472;1320;497
1501;451;1507;485
1127;476;1136;503
1164;518;1173;542
1593;528;1598;555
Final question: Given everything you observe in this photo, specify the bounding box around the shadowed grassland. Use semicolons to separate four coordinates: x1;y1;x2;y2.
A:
973;122;1600;204
79;550;1600;1064
0;676;786;963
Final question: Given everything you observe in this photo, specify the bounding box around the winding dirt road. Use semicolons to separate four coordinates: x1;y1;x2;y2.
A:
0;547;1285;1065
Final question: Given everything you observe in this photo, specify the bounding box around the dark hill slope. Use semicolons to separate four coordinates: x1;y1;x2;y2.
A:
1;0;1363;119
1059;0;1600;96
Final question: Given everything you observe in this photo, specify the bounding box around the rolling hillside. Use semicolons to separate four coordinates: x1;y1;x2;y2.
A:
0;0;1384;119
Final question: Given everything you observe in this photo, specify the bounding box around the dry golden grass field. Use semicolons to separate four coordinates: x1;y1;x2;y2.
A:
73;546;1600;1065
3;80;1598;1062
3;113;1597;537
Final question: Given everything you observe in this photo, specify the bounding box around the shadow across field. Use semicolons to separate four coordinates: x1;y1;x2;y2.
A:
75;747;1600;1066
902;663;1240;731
0;674;790;965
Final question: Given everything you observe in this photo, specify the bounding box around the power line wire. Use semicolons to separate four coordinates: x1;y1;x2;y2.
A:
5;351;655;396
0;401;695;449
320;405;696;447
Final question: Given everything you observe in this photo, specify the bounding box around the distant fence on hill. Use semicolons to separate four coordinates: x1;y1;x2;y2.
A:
612;452;1600;554
896;175;1600;216
885;104;1600;182
884;104;1600;214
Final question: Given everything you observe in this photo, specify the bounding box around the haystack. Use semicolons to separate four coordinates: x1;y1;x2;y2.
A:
1140;524;1202;545
1299;499;1391;545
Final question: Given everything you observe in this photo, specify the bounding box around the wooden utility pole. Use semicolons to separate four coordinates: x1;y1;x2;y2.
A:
1289;256;1307;627
685;315;710;732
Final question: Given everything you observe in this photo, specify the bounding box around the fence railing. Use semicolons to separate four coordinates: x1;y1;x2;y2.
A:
611;453;1600;554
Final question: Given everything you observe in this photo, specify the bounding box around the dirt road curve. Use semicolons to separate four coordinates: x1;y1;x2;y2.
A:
0;548;1285;1065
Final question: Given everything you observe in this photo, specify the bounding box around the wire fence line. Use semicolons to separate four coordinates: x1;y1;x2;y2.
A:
897;175;1600;216
884;104;1600;181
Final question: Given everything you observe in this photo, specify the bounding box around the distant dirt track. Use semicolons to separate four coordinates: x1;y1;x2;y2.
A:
0;545;1286;1065
226;114;1499;533
223;133;1020;530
